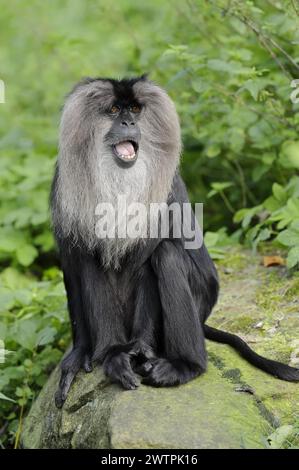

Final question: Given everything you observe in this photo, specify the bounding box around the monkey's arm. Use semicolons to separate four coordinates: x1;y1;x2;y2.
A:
144;239;207;386
55;249;93;407
80;254;141;391
170;171;219;322
129;261;162;375
55;244;141;406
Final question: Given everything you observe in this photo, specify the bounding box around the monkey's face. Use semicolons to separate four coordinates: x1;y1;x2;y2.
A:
103;99;142;167
60;76;181;171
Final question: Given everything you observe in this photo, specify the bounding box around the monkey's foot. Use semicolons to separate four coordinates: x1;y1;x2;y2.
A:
133;360;154;377
103;347;140;390
55;348;92;408
142;358;202;387
129;339;156;376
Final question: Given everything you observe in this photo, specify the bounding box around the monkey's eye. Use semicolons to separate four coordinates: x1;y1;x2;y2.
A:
110;105;121;115
130;104;142;114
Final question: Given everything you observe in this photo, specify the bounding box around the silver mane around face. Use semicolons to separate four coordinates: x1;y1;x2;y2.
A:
51;77;182;269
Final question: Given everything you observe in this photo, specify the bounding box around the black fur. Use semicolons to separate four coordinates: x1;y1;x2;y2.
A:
51;78;299;407
70;74;147;103
52;170;299;408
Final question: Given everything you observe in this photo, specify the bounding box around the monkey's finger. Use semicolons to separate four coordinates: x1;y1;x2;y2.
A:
55;389;64;408
55;371;76;407
61;371;76;400
83;355;93;373
120;371;140;390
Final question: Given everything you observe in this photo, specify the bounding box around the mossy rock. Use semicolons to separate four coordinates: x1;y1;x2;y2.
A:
22;358;269;449
22;251;299;449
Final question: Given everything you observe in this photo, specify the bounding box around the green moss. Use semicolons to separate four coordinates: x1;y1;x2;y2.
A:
208;351;225;370
216;249;248;272
222;315;256;333
222;368;242;382
284;276;299;299
255;269;299;312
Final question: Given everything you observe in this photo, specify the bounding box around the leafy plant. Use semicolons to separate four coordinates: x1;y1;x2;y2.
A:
0;267;68;448
234;177;299;267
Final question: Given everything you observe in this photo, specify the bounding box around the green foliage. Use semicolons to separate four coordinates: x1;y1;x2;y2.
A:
266;423;299;449
234;176;299;267
0;0;299;447
156;1;299;257
0;267;68;447
204;227;240;259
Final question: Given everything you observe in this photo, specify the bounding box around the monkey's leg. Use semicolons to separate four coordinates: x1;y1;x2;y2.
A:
80;256;139;390
130;262;162;376
55;255;92;408
144;240;206;387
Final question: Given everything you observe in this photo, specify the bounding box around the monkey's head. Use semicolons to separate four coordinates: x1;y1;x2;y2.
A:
54;76;182;259
59;75;181;169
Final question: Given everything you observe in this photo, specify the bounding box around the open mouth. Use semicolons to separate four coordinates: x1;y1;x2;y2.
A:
112;140;139;164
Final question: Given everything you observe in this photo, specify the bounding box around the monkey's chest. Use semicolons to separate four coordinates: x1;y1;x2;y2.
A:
106;270;136;319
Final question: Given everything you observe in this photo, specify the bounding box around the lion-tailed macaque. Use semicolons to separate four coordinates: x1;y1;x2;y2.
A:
50;75;299;408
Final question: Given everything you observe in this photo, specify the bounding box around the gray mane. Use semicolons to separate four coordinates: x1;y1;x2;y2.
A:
51;78;182;269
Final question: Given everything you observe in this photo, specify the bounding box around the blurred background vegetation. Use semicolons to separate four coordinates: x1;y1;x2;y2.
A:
0;0;299;448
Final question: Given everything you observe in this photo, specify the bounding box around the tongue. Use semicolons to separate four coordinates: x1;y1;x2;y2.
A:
115;141;135;156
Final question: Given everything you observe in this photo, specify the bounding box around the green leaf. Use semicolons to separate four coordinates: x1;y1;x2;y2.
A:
252;228;272;250
206;145;221;158
252;164;269;182
287;246;299;269
0;392;16;403
35;326;56;346
212;182;233;191
272;183;286;202
0;287;16;311
34;232;55;252
12;318;39;351
264;196;281;212
228;128;245;152
0;229;24;253
243;79;265;101
14;289;33;306
16;244;38;266
207;59;232;73
279;141;299;169
234;206;262;229
208;182;233;198
204;232;219;247
276;229;299;247
207;59;251;75
1;267;33;289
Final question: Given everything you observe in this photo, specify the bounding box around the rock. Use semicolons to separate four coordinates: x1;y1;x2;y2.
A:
22;356;268;449
22;251;299;449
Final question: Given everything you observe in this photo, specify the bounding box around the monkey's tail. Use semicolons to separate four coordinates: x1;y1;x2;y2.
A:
203;324;299;382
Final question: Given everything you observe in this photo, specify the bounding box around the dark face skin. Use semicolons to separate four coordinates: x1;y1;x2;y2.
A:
104;102;142;167
103;79;144;167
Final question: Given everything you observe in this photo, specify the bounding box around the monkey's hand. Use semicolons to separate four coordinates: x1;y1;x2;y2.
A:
55;347;92;408
129;339;156;377
103;344;140;390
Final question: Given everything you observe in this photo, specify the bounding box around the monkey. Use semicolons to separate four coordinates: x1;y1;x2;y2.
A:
50;75;299;408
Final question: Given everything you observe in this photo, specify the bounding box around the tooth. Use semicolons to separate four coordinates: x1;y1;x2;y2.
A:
119;153;135;160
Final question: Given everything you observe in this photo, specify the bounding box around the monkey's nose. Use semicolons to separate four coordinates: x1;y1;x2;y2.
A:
121;120;135;127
